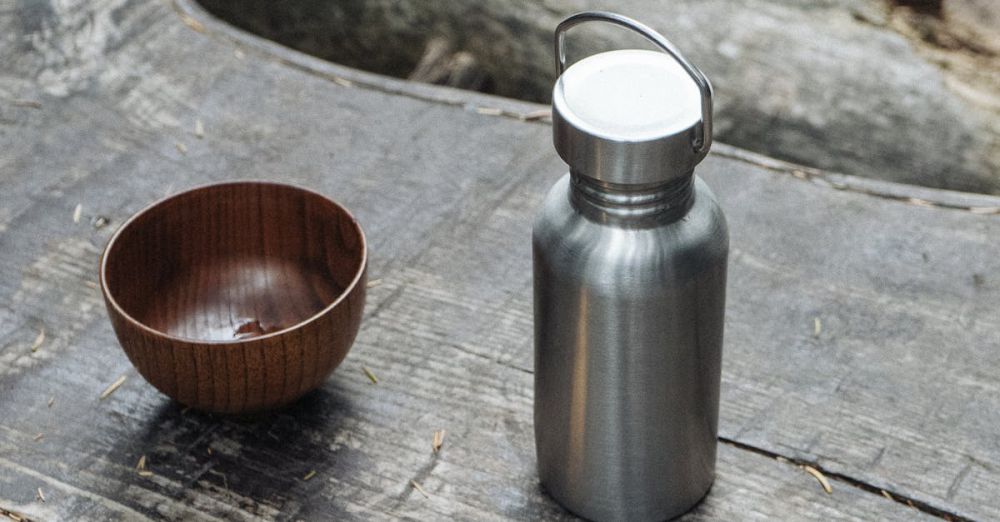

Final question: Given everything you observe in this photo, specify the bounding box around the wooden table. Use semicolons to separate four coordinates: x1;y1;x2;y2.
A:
2;0;999;520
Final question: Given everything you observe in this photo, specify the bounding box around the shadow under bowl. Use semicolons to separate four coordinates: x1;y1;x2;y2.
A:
100;181;367;414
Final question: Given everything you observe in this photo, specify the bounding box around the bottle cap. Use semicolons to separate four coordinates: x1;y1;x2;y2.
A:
552;12;713;185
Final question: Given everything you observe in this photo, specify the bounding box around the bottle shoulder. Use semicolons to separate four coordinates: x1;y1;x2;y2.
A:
533;174;728;289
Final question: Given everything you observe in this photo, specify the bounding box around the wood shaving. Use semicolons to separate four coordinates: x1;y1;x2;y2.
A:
138;470;153;477
432;430;446;453
207;448;212;456
72;204;82;223
474;107;503;116
520;109;551;121
881;489;894;501
791;170;809;180
332;77;353;88
33;433;44;441
180;14;205;33
93;216;109;229
85;281;99;289
813;317;822;338
136;455;146;471
194;119;204;138
99;375;127;400
31;328;44;352
366;279;383;289
12;99;42;109
969;206;1000;215
410;480;429;499
907;197;933;208
303;470;316;481
176;142;188;154
803;465;832;494
36;488;45;503
362;366;378;384
47;396;54;408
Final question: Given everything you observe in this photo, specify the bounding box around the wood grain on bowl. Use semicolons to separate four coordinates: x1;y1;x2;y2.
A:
100;182;367;413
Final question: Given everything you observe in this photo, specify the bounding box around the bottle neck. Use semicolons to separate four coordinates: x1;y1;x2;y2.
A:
569;171;694;224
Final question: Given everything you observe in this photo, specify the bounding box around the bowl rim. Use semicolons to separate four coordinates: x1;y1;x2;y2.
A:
99;180;368;345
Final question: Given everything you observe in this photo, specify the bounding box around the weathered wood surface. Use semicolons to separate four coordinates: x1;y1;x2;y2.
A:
197;0;1000;195
1;0;999;520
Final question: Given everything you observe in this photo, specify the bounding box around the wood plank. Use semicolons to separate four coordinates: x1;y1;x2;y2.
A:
0;423;937;521
1;0;999;520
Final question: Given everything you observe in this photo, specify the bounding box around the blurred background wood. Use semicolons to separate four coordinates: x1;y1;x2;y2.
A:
198;0;1000;194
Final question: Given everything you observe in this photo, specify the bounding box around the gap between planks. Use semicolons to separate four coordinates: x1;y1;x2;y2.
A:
719;436;972;522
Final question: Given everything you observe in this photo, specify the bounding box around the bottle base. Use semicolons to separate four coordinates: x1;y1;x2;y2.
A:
540;475;715;522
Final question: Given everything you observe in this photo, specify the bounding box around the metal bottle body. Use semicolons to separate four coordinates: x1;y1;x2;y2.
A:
533;172;728;521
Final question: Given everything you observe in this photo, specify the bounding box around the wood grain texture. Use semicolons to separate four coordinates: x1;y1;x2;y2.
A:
100;182;367;413
0;0;999;520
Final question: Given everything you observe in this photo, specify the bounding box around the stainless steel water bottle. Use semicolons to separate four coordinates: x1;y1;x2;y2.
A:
533;12;728;521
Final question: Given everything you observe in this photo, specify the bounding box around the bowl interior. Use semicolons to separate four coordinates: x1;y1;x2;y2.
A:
103;182;365;342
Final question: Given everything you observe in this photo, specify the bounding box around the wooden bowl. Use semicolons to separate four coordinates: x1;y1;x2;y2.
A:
100;181;366;413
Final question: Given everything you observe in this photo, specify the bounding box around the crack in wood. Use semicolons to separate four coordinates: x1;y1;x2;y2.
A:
946;459;974;502
889;0;942;17
718;436;974;522
0;505;34;522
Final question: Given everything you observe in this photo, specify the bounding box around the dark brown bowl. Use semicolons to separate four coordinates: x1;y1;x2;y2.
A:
100;181;366;413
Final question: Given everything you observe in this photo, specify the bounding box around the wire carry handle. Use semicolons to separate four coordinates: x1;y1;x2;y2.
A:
555;11;713;155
